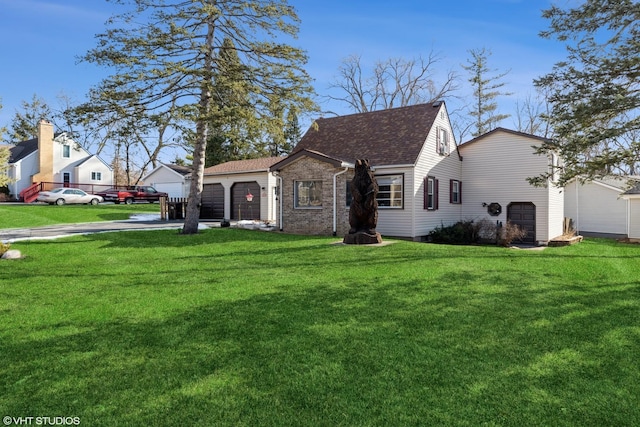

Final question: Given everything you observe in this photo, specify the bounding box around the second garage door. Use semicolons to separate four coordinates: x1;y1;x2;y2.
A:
201;184;224;219
507;202;536;244
231;182;261;220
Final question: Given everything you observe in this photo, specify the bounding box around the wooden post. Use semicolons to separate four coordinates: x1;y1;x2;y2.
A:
160;196;167;220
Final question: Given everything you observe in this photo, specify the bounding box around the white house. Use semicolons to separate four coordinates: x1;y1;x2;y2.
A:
620;183;640;240
459;128;564;244
564;177;633;238
142;163;192;198
269;103;564;244
270;102;463;239
201;157;282;221
7;120;113;201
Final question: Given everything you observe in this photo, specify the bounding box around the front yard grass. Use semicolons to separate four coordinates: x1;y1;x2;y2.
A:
0;203;160;230
1;229;638;426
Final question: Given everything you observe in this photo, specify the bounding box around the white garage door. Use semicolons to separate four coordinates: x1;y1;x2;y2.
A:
152;183;185;198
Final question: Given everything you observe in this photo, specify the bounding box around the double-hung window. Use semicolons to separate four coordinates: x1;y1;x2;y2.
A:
450;180;461;204
62;144;71;158
91;172;102;181
424;176;438;210
436;127;450;155
376;174;403;208
295;180;322;208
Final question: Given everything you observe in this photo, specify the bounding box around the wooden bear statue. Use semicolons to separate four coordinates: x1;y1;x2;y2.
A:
344;159;382;244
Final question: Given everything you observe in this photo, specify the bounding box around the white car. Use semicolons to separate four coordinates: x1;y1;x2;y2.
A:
37;188;104;205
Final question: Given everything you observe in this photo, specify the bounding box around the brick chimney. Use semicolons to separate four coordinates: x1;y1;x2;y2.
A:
32;120;54;184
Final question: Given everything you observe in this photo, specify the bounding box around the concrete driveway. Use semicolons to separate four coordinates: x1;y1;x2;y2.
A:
0;217;215;243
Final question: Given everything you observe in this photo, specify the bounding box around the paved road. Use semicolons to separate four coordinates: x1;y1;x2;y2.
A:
0;219;217;242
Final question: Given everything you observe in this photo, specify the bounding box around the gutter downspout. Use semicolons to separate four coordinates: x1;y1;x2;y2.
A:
272;171;283;231
575;180;580;234
333;164;351;236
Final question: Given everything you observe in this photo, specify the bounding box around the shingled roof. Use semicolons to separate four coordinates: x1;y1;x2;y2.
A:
163;163;192;176
204;156;284;175
290;102;443;167
8;138;38;163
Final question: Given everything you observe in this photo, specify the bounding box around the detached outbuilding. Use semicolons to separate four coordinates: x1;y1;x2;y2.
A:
619;182;640;241
563;177;633;239
142;163;192;198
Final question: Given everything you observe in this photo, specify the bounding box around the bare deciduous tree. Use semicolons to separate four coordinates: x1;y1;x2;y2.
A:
513;90;552;137
328;51;459;114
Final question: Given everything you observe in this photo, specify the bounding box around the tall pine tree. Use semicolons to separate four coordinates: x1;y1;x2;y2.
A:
205;37;258;166
463;48;512;137
533;0;640;185
80;0;316;234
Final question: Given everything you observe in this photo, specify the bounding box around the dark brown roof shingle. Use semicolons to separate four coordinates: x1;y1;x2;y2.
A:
291;103;442;166
204;156;284;175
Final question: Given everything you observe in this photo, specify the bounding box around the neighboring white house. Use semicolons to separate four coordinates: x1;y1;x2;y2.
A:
201;157;282;221
564;177;634;238
142;163;192;198
458;128;564;244
620;183;640;240
269;104;564;244
7;120;113;201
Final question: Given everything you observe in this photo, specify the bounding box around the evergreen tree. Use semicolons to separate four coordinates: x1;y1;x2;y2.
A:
5;94;52;143
205;37;258;166
0;101;11;187
532;0;640;185
80;0;316;234
463;48;512;137
283;109;302;154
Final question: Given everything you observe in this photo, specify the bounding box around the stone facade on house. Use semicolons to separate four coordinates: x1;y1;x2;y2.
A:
279;156;354;236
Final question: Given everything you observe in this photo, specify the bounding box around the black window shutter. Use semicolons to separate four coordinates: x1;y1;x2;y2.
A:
435;179;439;210
423;177;428;209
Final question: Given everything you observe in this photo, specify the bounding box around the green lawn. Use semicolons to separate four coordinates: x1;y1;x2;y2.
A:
0;203;160;229
1;229;639;426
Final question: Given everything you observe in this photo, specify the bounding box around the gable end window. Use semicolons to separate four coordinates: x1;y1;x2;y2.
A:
436;127;450;156
62;144;71;158
450;180;461;204
295;180;322;208
424;176;439;210
91;172;102;181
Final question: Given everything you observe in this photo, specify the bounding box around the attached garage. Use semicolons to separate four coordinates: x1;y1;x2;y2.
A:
231;182;261;220
201;183;224;219
202;157;282;223
507;202;536;244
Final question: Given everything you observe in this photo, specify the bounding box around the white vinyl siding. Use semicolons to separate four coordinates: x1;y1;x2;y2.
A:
564;179;628;236
144;165;190;198
411;103;463;238
459;130;564;244
375;166;415;237
73;157;113;187
629;199;640;239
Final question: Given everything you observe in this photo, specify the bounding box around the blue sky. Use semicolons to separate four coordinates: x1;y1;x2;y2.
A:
0;0;569;159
